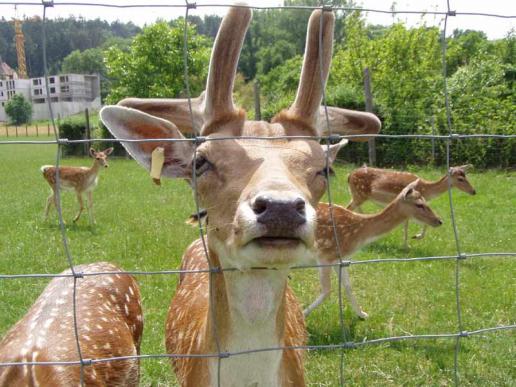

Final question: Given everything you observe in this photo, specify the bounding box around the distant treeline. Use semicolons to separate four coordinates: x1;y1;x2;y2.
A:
0;16;140;77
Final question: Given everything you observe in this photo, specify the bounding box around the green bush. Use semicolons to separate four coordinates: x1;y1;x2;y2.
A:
4;94;32;125
58;116;89;156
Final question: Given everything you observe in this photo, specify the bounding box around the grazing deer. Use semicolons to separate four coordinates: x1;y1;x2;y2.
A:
100;6;380;387
0;262;143;386
347;164;475;249
305;181;442;318
41;147;113;224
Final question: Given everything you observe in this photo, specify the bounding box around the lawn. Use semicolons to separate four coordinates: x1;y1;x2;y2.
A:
0;137;514;386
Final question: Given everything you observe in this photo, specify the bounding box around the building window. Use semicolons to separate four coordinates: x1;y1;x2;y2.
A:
32;78;42;86
60;85;69;93
60;75;69;83
50;96;59;102
34;89;42;95
0;81;3;87
50;87;56;94
50;77;55;84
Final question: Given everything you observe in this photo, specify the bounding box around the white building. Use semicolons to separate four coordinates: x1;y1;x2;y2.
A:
0;68;101;122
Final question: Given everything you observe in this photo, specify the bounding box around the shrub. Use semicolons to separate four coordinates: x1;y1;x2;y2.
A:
5;94;32;125
58;116;89;156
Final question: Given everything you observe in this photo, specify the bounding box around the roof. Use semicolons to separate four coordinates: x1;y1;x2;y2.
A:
0;59;18;80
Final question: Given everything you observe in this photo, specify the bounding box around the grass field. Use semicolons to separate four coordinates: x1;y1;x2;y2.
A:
0;137;514;386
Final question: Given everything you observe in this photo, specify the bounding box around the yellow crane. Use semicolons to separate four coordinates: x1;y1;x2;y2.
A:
12;18;28;79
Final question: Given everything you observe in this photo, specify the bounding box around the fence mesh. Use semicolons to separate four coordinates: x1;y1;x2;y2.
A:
0;1;514;386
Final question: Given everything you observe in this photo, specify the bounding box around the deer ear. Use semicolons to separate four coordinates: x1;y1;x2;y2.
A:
459;164;473;172
402;179;420;200
89;148;96;157
323;139;348;165
100;106;194;179
103;147;114;156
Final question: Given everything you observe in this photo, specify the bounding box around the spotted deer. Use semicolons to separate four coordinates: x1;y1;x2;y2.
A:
347;164;475;249
304;181;442;318
100;6;380;386
0;262;143;386
41;147;113;224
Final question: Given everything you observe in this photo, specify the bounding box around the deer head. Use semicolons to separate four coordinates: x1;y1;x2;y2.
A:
100;7;380;271
449;165;476;195
90;147;113;168
399;180;443;227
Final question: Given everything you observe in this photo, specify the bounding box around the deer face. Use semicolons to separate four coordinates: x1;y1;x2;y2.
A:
100;7;380;269
90;147;114;168
450;165;476;195
400;182;443;227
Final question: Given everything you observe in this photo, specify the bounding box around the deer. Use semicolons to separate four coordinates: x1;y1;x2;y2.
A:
304;181;443;318
41;147;114;224
347;164;476;249
0;262;143;386
99;5;381;386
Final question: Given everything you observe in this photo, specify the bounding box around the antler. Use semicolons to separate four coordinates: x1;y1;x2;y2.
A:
203;6;251;129
118;7;251;136
286;10;335;128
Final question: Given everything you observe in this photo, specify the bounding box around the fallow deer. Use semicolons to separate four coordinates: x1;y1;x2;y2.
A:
305;181;442;318
41;147;113;224
347;164;475;249
0;262;143;386
100;6;380;386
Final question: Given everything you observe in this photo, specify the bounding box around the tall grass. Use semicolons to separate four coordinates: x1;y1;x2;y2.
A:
0;138;514;385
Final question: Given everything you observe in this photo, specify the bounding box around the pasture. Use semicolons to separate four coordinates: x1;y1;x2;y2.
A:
0;137;514;386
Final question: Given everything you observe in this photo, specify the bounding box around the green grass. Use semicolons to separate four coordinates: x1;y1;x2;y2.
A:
0;138;514;386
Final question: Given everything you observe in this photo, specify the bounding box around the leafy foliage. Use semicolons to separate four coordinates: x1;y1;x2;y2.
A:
4;94;32;125
104;21;210;104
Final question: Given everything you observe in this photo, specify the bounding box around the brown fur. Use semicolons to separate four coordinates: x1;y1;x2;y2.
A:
0;262;143;387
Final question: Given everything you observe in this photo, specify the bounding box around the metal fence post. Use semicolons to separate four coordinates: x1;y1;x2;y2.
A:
364;67;376;166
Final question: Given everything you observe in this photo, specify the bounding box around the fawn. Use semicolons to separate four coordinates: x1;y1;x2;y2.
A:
41;147;113;224
347;164;475;249
0;262;143;386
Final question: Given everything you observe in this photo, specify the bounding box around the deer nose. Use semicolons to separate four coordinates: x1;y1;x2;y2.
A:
252;196;306;229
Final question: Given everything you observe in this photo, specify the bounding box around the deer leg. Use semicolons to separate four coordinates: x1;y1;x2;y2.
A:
334;265;368;319
403;220;409;250
73;192;84;223
303;265;332;317
86;191;95;224
413;224;427;240
44;191;55;220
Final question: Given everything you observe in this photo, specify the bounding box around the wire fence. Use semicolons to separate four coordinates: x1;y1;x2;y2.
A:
0;1;515;386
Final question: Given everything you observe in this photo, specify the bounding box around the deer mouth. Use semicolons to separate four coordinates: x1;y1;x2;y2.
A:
252;236;303;248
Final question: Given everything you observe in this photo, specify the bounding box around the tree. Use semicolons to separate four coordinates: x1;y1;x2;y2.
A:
62;48;104;74
5;94;32;125
104;20;211;103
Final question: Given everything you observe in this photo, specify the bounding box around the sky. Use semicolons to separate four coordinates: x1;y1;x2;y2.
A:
0;0;514;39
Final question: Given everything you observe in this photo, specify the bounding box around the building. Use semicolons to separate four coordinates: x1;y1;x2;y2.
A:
0;65;101;122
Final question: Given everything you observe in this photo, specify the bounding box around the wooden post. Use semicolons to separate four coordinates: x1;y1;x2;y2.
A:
15;125;18;137
364;67;376;166
25;124;28;136
47;123;50;136
254;80;261;121
36;123;39;137
84;108;91;155
5;124;8;137
431;115;436;164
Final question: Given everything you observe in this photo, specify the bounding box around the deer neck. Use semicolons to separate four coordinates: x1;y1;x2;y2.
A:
355;200;407;244
418;175;449;200
204;242;288;387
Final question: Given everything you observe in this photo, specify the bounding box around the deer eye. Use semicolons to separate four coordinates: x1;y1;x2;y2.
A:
317;166;334;178
194;156;212;177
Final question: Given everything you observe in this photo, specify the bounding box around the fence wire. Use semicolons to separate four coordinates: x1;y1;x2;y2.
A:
0;1;514;386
